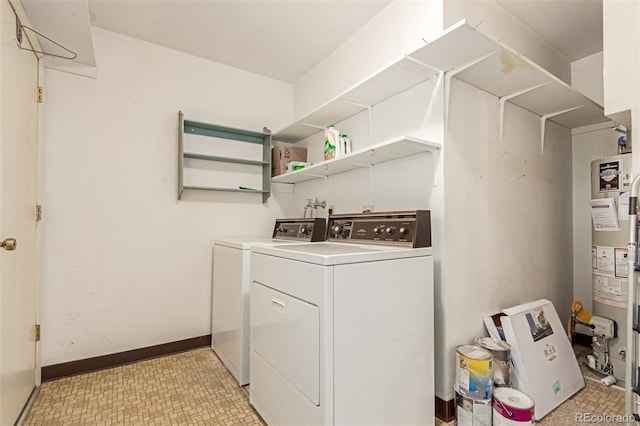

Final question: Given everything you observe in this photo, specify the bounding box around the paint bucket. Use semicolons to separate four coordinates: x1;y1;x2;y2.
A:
455;385;492;426
492;387;535;425
456;345;493;400
475;337;512;387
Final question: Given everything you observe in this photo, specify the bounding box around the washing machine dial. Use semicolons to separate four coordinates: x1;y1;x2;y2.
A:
385;226;396;235
399;227;409;236
300;226;310;235
333;224;344;236
373;226;383;235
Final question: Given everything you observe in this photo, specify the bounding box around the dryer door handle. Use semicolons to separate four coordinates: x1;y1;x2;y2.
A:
271;297;286;313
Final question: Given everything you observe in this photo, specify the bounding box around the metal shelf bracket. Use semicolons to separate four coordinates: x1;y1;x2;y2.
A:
342;100;374;136
498;83;547;145
445;51;496;130
300;122;326;130
404;55;440;73
539;105;583;155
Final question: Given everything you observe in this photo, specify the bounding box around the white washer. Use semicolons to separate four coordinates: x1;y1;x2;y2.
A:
211;218;326;386
250;211;434;425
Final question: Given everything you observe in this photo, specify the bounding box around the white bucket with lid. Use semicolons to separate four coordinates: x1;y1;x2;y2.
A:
492;387;535;425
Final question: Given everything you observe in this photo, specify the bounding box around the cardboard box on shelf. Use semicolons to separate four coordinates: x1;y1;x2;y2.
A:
272;146;307;177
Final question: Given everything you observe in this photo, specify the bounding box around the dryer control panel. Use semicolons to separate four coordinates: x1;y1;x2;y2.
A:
272;218;326;242
327;210;431;248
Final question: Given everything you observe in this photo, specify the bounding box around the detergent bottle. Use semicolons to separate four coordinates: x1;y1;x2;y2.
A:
323;125;340;160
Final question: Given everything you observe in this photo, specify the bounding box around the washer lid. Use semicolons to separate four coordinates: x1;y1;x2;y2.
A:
215;238;300;250
251;242;432;265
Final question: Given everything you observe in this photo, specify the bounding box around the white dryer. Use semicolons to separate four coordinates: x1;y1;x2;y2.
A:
211;218;326;386
250;211;434;425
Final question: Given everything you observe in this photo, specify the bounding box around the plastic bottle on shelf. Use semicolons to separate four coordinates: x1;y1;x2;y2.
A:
618;135;627;154
324;125;340;160
336;131;345;157
340;134;352;155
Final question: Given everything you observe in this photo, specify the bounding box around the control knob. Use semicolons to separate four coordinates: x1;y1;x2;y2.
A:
373;226;383;235
385;226;395;235
399;227;409;236
300;226;310;235
333;224;344;236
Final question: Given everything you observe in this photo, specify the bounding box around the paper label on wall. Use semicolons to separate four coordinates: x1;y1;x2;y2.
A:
595;246;615;277
590;198;620;231
593;273;627;308
619;192;631;220
592;246;597;269
599;160;621;192
615;248;629;278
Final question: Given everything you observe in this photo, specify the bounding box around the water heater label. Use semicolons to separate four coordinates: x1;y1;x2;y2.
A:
599;161;621;192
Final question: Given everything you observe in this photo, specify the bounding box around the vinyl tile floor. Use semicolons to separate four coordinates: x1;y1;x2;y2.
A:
25;348;265;426
25;346;632;425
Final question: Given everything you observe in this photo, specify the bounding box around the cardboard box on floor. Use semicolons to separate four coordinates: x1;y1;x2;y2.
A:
483;299;585;421
272;146;307;177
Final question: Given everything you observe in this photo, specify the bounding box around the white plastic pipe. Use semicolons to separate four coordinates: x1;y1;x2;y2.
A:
626;174;640;422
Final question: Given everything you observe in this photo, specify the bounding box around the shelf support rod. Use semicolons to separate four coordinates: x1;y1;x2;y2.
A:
368;164;374;204
425;71;444;125
341;100;369;109
300;122;326;130
498;83;547;145
445;51;497;130
539;105;584;155
342;100;374;136
404;55;440;73
324;176;329;197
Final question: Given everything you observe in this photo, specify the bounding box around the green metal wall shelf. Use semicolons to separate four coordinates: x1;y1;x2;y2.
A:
178;111;272;202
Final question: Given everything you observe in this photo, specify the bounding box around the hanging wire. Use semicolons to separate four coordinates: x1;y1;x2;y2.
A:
8;0;77;60
16;22;77;60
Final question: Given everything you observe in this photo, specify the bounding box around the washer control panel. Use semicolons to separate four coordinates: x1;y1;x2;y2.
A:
272;218;326;242
328;211;431;248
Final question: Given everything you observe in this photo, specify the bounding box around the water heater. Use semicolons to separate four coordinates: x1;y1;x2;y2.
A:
590;153;633;383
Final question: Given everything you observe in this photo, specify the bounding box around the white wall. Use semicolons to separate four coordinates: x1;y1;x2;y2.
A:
439;79;574;400
287;77;444;217
443;0;571;84
292;0;443;120
572;52;604;107
571;123;618;311
603;0;639;127
603;0;640;182
41;27;293;366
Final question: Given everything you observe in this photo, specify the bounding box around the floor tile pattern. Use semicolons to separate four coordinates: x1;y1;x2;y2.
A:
25;348;265;426
26;346;635;425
